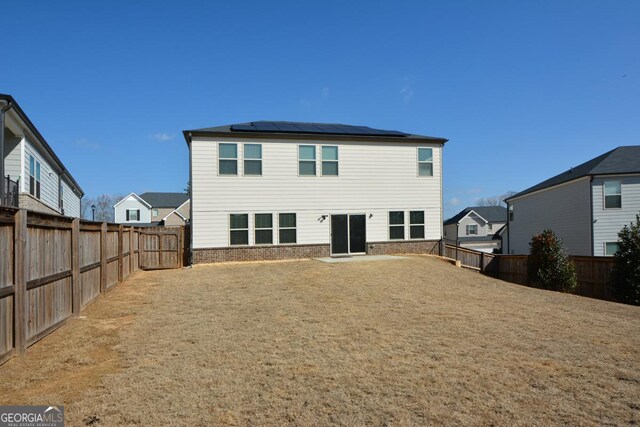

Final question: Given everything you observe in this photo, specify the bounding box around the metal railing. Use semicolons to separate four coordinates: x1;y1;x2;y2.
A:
1;175;19;208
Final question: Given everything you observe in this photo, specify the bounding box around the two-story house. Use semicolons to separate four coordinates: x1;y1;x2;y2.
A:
505;146;640;256
1;94;83;216
443;206;507;253
183;121;448;263
114;192;190;226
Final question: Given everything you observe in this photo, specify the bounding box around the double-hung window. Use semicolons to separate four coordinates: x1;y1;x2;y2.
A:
509;204;514;221
409;211;425;239
604;180;622;209
255;213;273;244
299;145;316;176
389;211;405;240
279;213;297;244
321;146;338;176
29;155;41;199
418;148;433;177
59;184;64;211
219;143;238;175
152;208;159;217
466;224;478;235
244;144;262;176
230;214;249;245
126;209;140;221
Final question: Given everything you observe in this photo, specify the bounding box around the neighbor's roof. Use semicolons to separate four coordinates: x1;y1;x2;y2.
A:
506;146;640;201
0;94;84;196
183;121;447;144
444;206;507;226
139;192;189;208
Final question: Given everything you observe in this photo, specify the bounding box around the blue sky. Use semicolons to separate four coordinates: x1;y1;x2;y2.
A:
1;1;638;218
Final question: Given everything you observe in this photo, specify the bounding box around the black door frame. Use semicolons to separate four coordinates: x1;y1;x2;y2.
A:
330;213;367;255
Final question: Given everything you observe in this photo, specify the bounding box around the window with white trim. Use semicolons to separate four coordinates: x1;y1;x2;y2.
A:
152;208;158;217
321;146;338;176
466;224;478;235
509;204;514;221
418;148;433;177
389;211;405;240
219;143;238;175
299;145;316;176
279;213;297;244
244;144;262;176
604;180;622;209
409;211;425;239
605;242;619;256
230;214;249;245
255;213;273;245
29;155;41;199
126;209;140;221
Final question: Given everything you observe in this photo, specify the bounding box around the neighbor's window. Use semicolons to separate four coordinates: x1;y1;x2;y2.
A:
299;145;316;176
29;155;41;199
279;213;297;244
230;214;249;245
466;224;478;235
59;184;64;210
255;213;273;245
488;223;493;232
605;242;619;256
389;211;405;240
126;209;140;221
244;144;262;176
219;143;238;175
509;204;514;221
410;211;425;239
321;146;339;176
604;180;622;209
418;147;433;177
152;208;159;217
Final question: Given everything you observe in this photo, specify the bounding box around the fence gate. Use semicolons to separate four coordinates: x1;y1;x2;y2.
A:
139;227;185;270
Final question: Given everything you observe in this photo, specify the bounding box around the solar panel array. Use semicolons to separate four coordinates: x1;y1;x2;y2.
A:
230;121;408;137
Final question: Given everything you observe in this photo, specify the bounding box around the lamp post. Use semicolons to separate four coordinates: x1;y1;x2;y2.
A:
91;204;96;221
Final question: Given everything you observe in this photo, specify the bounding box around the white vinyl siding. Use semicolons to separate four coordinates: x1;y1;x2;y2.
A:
190;137;443;249
61;180;80;217
592;175;640;256
114;195;152;223
2;132;21;180
24;138;60;211
507;177;592;255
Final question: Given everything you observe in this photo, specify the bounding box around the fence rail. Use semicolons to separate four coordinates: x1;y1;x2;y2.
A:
0;207;185;366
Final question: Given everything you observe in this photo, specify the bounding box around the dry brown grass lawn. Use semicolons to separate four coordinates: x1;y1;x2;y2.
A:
1;256;639;426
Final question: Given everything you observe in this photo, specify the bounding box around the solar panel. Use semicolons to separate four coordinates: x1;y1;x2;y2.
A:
230;121;408;137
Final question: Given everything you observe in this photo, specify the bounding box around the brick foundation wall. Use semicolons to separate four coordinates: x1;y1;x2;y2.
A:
19;193;60;216
192;239;442;263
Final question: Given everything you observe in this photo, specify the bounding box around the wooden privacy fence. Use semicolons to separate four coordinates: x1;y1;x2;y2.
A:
0;207;186;366
442;242;616;301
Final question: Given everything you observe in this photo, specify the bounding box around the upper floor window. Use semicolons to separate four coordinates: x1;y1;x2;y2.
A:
509;204;514;221
219;143;238;175
488;223;493;231
255;213;273;244
418;148;433;177
389;211;405;240
126;209;140;221
244;144;262;176
230;214;249;245
299;145;316;176
321;146;339;176
29;155;41;199
466;224;478;235
59;184;64;210
605;242;619;256
409;211;425;239
604;180;621;209
279;213;297;244
152;208;159;217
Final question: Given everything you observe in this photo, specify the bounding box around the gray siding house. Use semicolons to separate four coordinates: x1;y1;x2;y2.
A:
1;94;84;216
443;206;507;253
114;192;190;226
505;146;640;256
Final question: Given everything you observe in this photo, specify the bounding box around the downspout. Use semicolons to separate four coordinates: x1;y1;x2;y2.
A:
506;201;510;255
589;175;594;256
0;100;14;203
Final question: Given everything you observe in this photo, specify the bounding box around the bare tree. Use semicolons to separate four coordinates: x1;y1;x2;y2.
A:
81;194;123;222
476;191;517;207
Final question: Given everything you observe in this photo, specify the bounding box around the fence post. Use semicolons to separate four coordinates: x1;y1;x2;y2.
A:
480;252;485;272
13;209;27;355
118;224;124;282
100;222;107;293
71;218;81;315
129;227;134;275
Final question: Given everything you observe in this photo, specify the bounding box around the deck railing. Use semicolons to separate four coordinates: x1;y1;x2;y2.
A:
1;176;19;208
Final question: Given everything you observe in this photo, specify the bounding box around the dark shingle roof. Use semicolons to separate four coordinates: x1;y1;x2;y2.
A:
139;192;189;208
183;121;447;144
444;206;507;226
506;146;640;201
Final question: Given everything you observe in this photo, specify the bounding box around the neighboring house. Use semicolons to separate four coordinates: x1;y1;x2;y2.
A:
443;206;507;253
114;192;190;226
0;94;84;216
183;121;448;263
505;146;640;256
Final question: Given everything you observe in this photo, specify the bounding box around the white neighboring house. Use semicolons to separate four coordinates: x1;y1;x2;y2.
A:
505;146;640;256
1;94;83;216
114;192;190;226
183;121;448;263
443;206;507;253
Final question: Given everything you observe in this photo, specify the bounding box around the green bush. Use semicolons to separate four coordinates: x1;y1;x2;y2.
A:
612;214;640;305
527;229;577;292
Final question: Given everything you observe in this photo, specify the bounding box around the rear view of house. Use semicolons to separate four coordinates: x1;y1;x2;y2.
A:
1;94;83;216
114;192;190;226
443;206;507;253
505;146;640;256
184;121;448;262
